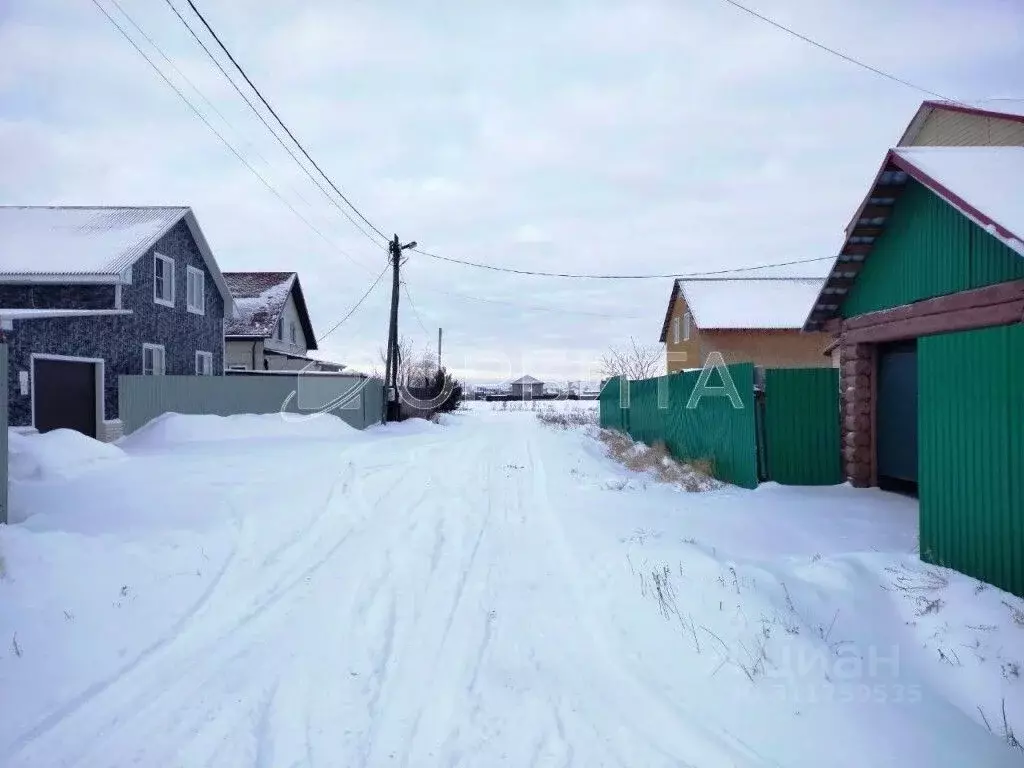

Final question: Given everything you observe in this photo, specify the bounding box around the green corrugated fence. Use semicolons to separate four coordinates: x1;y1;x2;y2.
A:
599;364;758;489
763;367;842;486
919;325;1024;598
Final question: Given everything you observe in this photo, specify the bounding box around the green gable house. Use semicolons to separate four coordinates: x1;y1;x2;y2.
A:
804;146;1024;598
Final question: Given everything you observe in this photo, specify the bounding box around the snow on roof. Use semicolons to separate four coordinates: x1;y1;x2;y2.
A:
0;308;132;321
0;206;188;277
934;98;1024;120
893;147;1024;256
223;272;296;337
510;375;543;385
679;278;826;330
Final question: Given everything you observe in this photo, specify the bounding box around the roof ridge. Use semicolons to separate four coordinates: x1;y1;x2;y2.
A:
0;205;190;210
678;276;825;282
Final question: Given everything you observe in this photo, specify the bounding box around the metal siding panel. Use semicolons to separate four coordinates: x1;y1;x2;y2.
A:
842;181;1023;318
763;368;842;485
919;325;1024;597
0;344;7;524
119;375;384;434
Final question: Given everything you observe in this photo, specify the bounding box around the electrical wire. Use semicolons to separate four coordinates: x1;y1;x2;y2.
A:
317;264;390;342
412;248;835;279
160;0;385;251
401;281;430;335
181;0;389;243
89;0;371;274
718;0;959;103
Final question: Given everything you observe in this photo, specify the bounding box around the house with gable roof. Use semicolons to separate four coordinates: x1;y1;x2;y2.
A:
223;271;343;373
0;205;234;441
659;277;833;373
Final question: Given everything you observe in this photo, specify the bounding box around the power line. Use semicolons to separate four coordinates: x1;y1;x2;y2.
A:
181;0;389;243
412;248;835;279
90;0;372;273
160;0;385;251
401;281;430;335
317;264;390;342
718;0;959;103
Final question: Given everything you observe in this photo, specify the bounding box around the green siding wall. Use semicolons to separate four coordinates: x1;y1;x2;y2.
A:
842;180;1024;317
919;325;1024;597
598;365;758;489
763;368;842;486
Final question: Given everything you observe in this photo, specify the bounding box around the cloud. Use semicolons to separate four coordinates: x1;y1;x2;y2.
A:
2;0;1022;382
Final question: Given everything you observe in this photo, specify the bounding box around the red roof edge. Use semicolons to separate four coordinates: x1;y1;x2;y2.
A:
889;151;1023;245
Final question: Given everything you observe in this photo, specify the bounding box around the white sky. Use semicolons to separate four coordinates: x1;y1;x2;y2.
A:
2;0;1022;384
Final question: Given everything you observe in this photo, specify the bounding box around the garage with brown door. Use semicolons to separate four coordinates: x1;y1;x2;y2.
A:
33;356;100;437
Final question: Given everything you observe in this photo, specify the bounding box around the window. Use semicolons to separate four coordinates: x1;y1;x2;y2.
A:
683;311;692;341
186;266;205;314
290;321;297;344
672;316;681;344
154;254;174;307
277;317;283;340
143;344;166;375
195;350;213;376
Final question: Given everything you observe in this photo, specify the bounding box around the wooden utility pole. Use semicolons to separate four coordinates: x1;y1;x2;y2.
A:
382;234;417;423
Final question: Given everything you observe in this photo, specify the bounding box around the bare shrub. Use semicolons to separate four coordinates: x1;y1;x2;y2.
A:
599;430;719;492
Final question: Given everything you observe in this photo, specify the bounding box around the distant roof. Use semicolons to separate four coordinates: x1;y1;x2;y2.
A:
223;271;317;349
898;99;1024;145
659;278;825;340
510;375;543;385
804;146;1024;331
0;206;233;312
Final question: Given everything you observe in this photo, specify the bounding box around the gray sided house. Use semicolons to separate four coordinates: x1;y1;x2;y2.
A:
223;271;343;373
0;206;233;441
510;375;544;399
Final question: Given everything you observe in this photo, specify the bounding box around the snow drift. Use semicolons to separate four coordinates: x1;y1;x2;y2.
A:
118;411;362;450
7;429;127;483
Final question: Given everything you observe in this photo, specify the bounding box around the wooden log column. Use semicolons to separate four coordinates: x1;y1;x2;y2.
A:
840;341;874;487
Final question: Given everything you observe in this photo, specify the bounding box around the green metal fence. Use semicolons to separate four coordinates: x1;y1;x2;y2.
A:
762;367;842;486
919;324;1024;598
599;364;758;489
119;373;384;435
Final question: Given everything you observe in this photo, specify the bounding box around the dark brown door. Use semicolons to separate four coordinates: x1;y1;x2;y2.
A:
876;340;918;484
33;358;98;437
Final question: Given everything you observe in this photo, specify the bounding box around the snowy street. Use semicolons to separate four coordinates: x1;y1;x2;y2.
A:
1;406;1022;767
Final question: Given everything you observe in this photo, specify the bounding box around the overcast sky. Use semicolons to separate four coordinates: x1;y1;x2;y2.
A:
2;0;1022;384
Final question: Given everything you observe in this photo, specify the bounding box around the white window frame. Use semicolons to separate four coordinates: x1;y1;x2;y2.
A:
186;266;205;315
142;343;166;375
154;253;175;308
195;350;213;376
672;316;681;344
683;311;692;341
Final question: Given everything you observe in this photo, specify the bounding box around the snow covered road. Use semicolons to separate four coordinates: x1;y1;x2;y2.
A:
2;408;1022;766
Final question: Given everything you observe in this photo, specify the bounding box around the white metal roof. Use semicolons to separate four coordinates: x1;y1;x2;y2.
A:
0;207;189;277
510;375;543;385
893;147;1024;256
679;278;826;330
0;308;132;320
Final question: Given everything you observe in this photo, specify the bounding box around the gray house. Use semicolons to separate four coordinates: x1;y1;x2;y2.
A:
510;375;544;399
0;206;233;441
223;271;344;372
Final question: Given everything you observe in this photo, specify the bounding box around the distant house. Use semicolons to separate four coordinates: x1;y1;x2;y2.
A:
659;277;833;373
223;271;343;373
0;206;233;441
509;375;544;399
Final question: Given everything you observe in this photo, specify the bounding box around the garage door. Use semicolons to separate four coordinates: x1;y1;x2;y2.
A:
876;340;918;484
33;358;98;437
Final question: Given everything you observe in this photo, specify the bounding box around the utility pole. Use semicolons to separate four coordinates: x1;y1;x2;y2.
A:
382;234;417;424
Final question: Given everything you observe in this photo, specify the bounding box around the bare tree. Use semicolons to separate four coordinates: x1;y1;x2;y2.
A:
378;335;415;383
600;337;664;381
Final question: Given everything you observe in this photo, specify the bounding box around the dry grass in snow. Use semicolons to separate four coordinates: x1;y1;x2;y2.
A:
598;429;719;492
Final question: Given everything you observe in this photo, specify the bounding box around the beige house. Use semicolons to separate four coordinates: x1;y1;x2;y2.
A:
659;277;833;373
223;272;344;372
897;99;1024;148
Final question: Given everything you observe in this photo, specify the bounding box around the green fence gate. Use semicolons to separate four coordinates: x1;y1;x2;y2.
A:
761;367;843;486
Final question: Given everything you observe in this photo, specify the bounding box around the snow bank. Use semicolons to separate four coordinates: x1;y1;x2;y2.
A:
8;429;127;483
118;412;361;450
